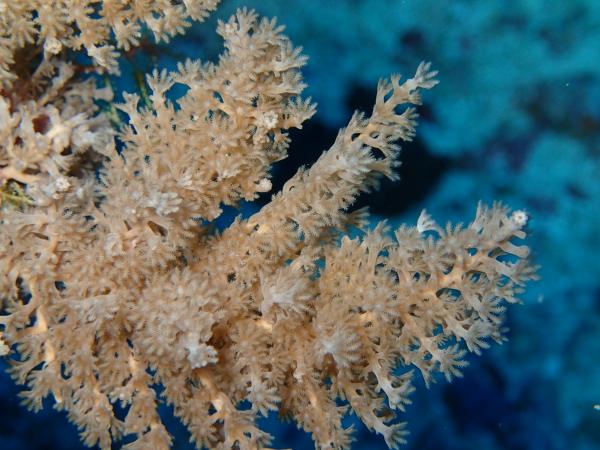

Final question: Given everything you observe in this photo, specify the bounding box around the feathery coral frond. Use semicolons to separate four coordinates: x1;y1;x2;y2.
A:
0;3;536;449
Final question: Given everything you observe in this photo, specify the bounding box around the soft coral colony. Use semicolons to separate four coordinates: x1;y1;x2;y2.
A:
0;1;537;449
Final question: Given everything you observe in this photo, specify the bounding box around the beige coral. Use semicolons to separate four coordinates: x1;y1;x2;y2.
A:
0;0;220;83
0;4;536;450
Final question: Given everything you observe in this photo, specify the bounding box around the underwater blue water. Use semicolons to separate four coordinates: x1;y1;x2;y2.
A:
1;1;599;449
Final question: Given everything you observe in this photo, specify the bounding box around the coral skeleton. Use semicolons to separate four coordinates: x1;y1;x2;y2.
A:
0;2;536;449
